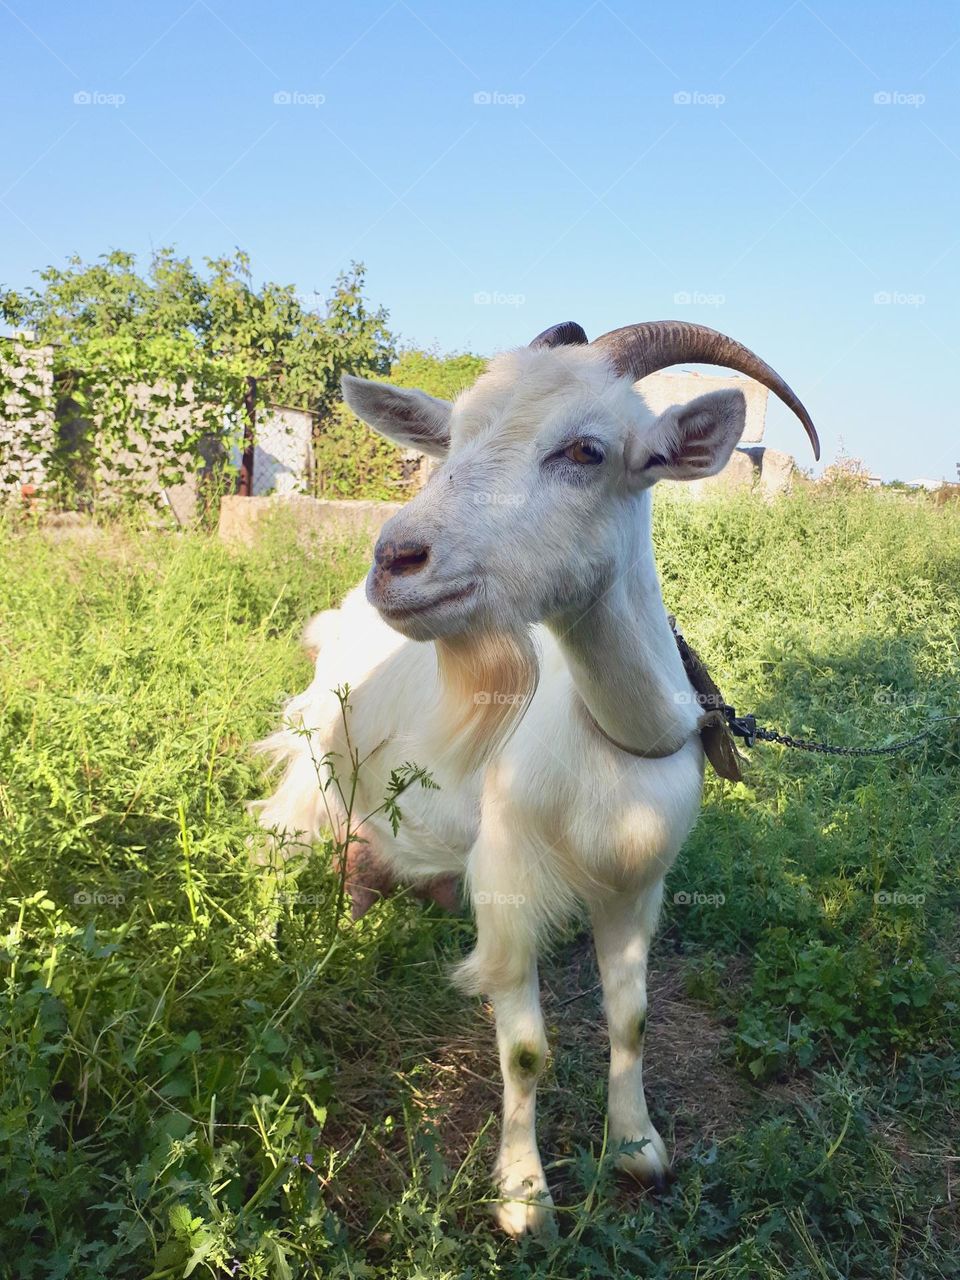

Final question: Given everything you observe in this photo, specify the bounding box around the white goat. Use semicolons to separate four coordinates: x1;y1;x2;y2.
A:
255;321;819;1236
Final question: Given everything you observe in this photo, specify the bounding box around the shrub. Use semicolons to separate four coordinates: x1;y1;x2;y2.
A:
311;348;486;499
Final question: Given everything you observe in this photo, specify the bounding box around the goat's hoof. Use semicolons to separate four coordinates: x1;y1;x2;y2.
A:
645;1166;675;1194
493;1176;556;1238
614;1128;672;1189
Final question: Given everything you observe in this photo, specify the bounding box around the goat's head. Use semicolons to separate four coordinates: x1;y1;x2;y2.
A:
343;320;818;644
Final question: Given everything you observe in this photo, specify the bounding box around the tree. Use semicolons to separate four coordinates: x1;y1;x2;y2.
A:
1;249;395;413
0;250;396;503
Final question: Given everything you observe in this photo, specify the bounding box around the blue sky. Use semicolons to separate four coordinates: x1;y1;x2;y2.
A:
2;0;958;480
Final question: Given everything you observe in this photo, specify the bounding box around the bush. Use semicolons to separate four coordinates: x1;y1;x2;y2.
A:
311;348;486;499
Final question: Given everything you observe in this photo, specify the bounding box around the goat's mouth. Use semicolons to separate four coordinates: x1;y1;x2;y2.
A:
374;580;479;634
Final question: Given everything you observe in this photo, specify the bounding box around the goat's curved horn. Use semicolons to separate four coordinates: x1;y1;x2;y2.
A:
530;321;589;349
591;321;820;460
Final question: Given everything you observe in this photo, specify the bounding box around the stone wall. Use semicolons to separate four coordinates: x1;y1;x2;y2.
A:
680;445;796;500
0;341;221;517
640;370;768;443
88;379;225;523
0;339;56;497
218;493;403;550
2;344;795;514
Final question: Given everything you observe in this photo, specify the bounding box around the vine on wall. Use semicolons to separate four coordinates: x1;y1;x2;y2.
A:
0;340;56;496
1;336;247;507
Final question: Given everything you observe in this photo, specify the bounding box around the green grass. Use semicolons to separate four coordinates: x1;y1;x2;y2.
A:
1;490;958;1279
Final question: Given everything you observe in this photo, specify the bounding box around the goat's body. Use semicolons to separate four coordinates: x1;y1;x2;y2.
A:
257;564;705;1233
252;328;817;1235
257;579;704;940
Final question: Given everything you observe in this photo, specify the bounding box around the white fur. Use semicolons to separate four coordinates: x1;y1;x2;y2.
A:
254;343;747;1235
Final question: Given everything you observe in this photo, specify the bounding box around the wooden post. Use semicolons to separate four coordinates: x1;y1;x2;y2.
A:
238;375;256;496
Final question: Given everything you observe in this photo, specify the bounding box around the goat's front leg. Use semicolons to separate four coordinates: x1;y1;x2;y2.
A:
490;963;552;1236
459;838;554;1237
590;881;671;1186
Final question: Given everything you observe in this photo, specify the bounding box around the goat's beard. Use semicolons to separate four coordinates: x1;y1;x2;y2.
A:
427;628;540;776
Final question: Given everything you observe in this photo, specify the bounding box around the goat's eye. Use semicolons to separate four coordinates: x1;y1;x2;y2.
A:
563;439;604;466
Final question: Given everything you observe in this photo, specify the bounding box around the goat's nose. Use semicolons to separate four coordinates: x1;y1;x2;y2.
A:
374;538;430;576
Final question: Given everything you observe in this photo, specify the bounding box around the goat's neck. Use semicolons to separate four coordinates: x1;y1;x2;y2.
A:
549;501;698;755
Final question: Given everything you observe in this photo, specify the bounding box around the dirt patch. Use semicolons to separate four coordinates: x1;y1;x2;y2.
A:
541;935;752;1160
318;928;759;1232
408;932;753;1178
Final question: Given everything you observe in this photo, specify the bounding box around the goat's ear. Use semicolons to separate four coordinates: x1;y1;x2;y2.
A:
341;375;452;459
625;388;747;486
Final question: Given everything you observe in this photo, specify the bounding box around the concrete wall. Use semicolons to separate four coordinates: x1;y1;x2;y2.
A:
0;339;56;497
0;342;220;518
255;372;770;499
2;345;789;514
639;371;768;443
90;378;224;523
218;493;402;550
0;346;312;516
679;445;796;499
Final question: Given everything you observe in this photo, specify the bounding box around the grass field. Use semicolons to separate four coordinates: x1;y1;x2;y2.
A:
1;489;959;1279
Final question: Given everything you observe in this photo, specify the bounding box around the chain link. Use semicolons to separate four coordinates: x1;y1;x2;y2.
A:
669;618;958;763
734;714;960;758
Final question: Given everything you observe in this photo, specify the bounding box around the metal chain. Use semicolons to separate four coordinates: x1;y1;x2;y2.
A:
726;710;960;758
669;618;958;763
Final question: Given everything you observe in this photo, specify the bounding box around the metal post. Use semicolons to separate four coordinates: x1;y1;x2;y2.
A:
238;375;256;496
